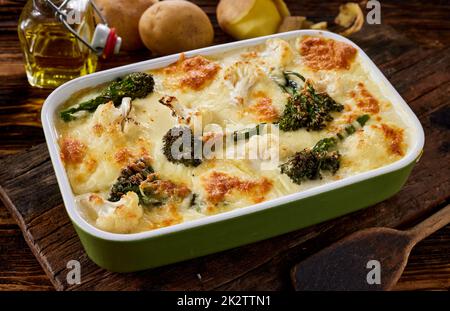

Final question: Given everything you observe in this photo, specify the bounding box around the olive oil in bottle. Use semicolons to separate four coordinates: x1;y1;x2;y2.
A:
18;0;97;89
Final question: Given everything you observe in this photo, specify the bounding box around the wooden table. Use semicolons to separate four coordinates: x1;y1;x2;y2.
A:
0;0;449;290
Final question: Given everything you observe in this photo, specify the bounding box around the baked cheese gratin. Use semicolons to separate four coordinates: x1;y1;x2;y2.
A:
56;36;409;234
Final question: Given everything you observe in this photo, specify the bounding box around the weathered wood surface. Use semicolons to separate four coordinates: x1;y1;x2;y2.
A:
292;205;450;291
0;0;449;290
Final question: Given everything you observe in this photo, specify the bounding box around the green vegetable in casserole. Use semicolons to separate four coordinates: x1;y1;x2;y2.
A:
162;126;203;167
277;71;344;132
280;114;370;184
60;72;155;122
232;123;267;142
109;156;192;206
280;146;341;184
108;157;157;205
277;71;306;95
159;93;271;167
161;121;269;167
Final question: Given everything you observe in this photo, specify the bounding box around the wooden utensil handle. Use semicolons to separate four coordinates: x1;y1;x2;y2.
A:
407;204;450;244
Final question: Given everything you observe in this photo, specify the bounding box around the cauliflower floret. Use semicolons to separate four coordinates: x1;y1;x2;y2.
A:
76;192;143;233
223;61;265;106
159;95;214;131
90;101;123;132
260;38;295;80
262;38;295;68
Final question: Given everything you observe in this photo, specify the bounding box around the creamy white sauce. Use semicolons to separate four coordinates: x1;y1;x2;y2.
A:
56;36;409;233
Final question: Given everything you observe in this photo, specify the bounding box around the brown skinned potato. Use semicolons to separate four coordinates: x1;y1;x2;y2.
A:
94;0;159;51
138;0;214;55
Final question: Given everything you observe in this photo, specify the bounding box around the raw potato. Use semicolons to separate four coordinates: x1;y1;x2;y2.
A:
94;0;159;51
217;0;290;40
277;16;307;33
276;2;363;36
138;0;214;55
277;16;327;33
335;3;364;36
310;21;328;30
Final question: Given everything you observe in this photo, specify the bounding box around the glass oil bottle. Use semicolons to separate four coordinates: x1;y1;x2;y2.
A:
18;0;97;88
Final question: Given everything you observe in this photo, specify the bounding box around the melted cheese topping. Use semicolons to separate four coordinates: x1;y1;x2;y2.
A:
299;37;357;70
57;36;410;234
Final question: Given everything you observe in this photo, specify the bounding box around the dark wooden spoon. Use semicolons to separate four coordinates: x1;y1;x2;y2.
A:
291;204;450;291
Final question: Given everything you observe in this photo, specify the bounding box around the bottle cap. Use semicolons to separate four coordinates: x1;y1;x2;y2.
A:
91;24;122;58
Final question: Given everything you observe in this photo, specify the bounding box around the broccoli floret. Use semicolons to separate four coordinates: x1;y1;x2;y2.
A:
109;157;155;204
280;146;341;184
280;114;370;184
109;157;191;206
277;71;344;131
60;72;154;122
139;176;191;206
162;126;203;167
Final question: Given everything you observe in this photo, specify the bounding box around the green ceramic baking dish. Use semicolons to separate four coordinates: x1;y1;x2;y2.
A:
41;30;424;272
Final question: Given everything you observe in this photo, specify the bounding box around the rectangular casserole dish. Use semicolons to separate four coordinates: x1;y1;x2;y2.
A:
42;30;424;272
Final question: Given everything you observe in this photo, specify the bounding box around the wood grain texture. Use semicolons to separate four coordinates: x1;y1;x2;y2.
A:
0;0;449;291
0;227;54;291
291;205;450;291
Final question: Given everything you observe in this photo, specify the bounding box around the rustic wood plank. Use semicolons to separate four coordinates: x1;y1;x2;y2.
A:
0;227;54;291
0;203;15;226
0;42;448;290
395;224;450;291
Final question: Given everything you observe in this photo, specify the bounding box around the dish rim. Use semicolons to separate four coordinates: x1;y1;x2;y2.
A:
41;30;425;242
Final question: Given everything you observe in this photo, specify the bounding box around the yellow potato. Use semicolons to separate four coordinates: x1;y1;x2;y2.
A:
217;0;290;40
94;0;159;51
138;0;214;55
